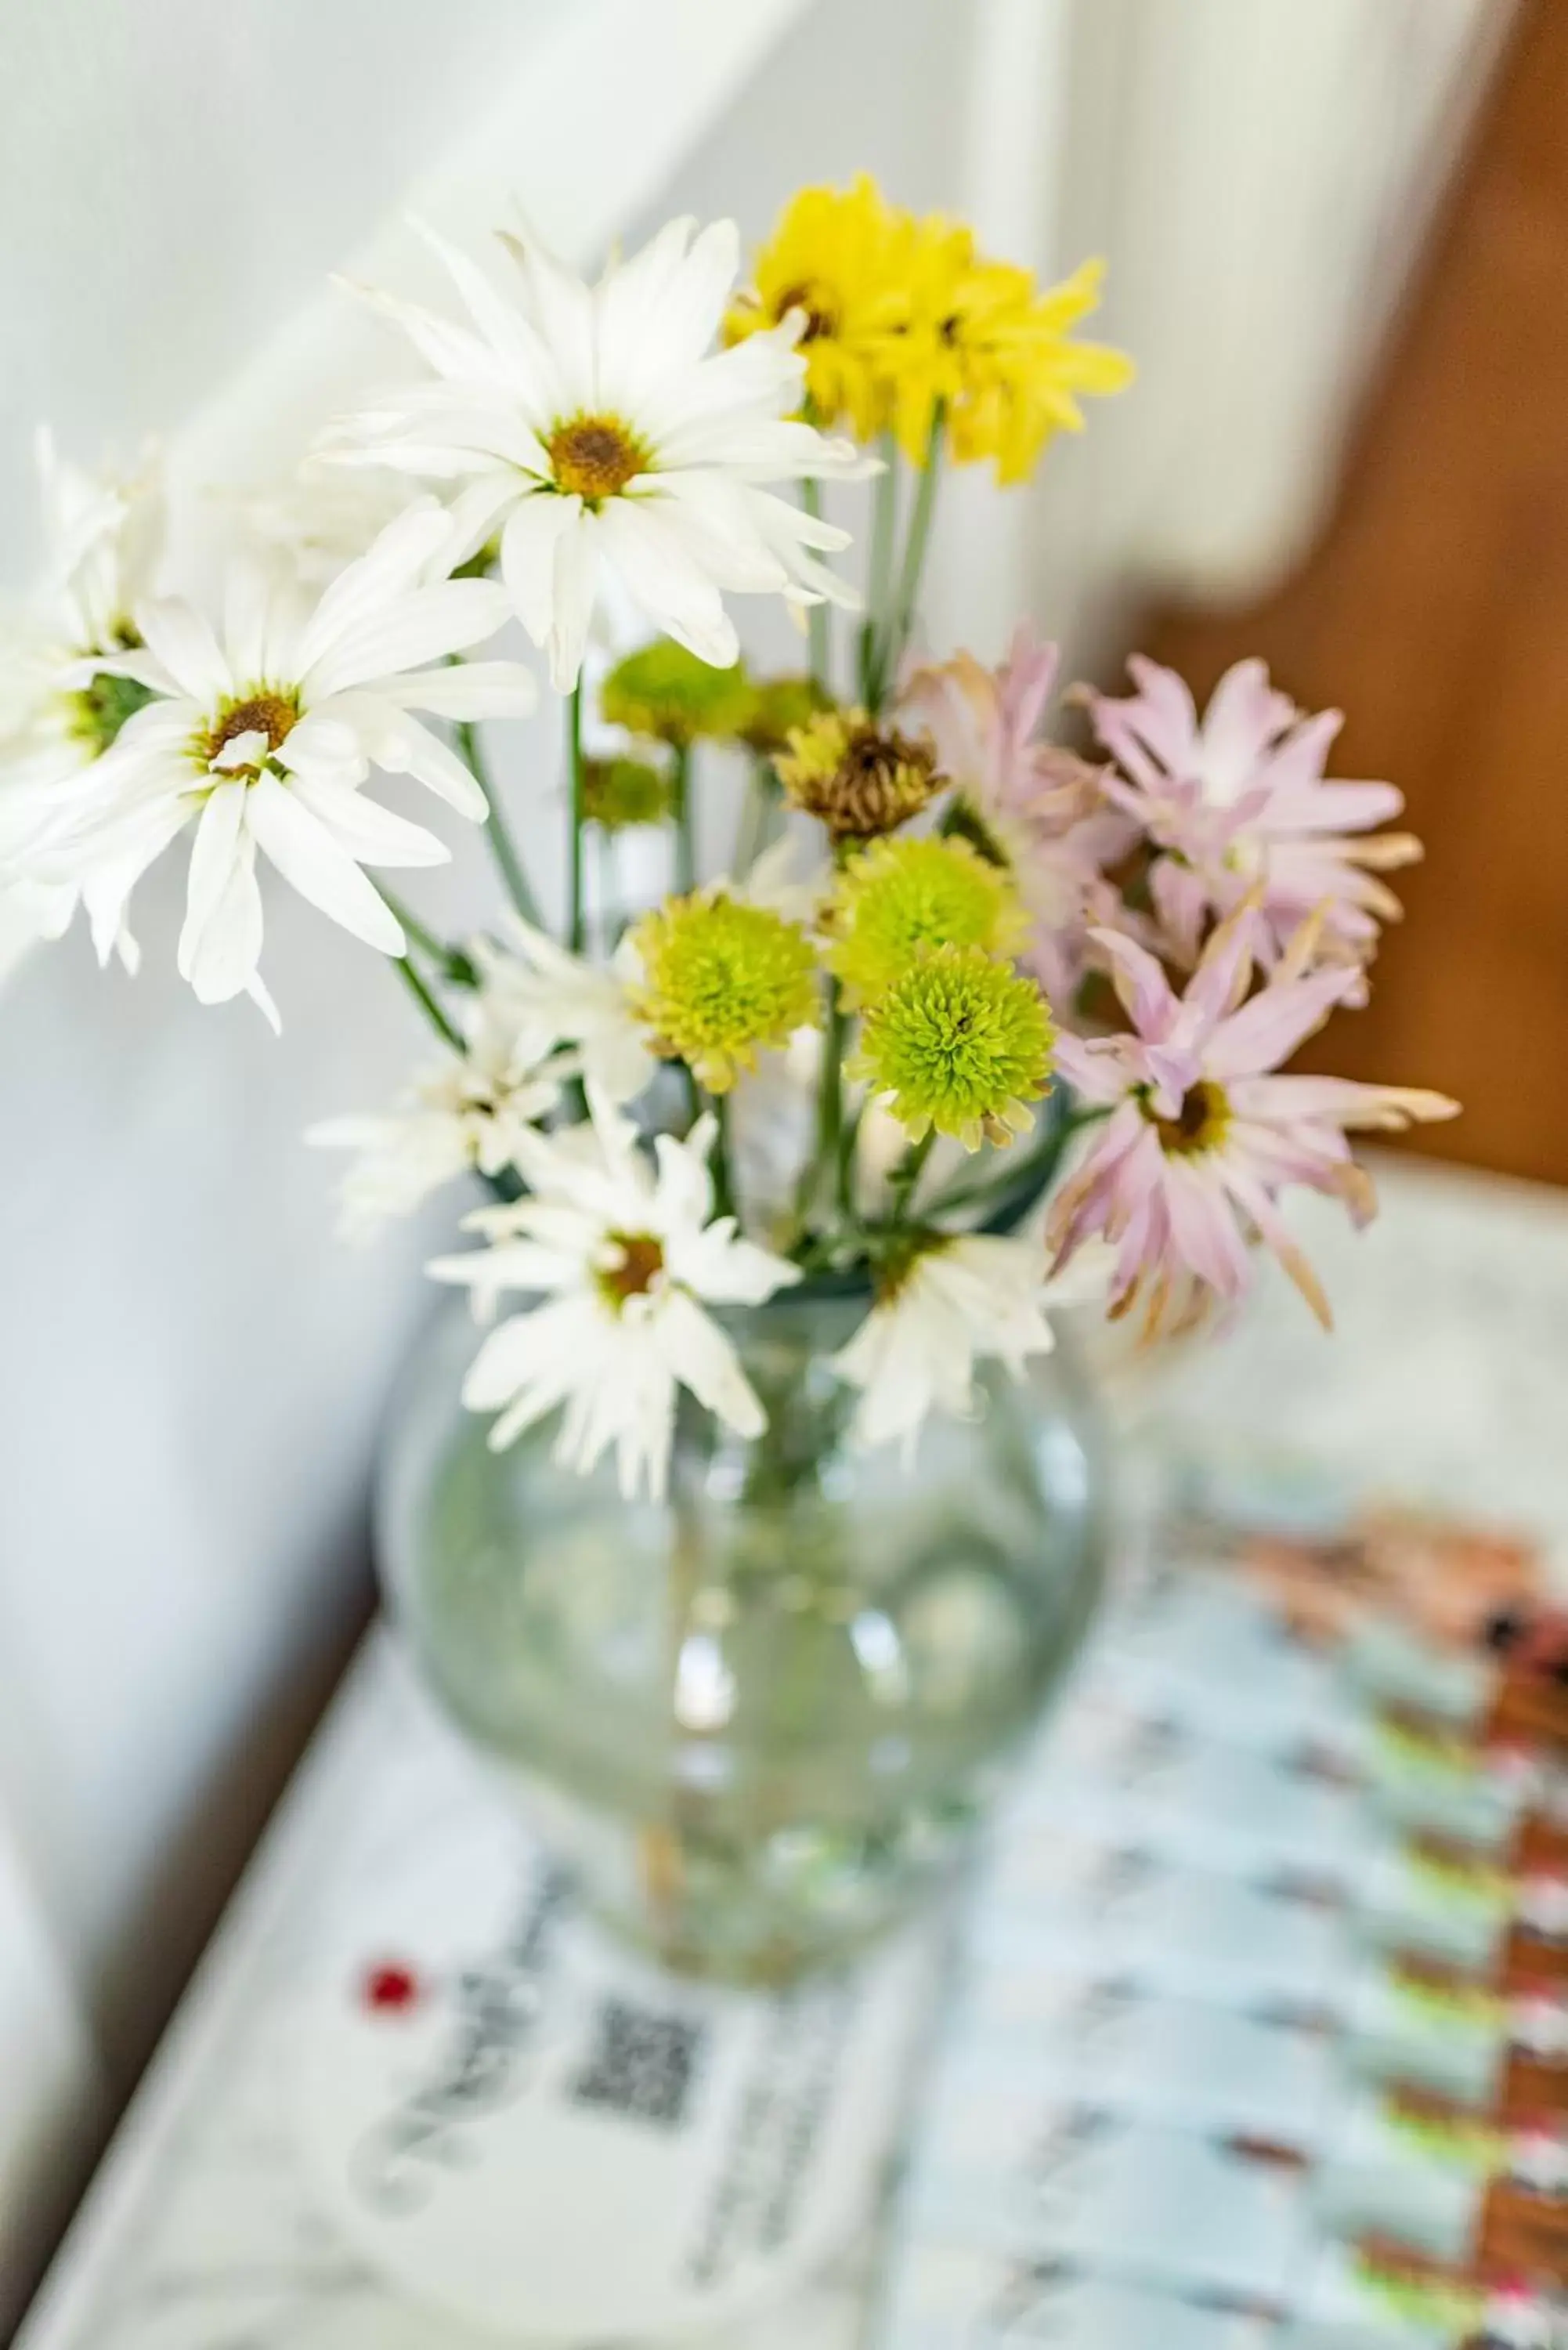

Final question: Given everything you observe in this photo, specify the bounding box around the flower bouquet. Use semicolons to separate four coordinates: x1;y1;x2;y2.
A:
2;178;1455;1976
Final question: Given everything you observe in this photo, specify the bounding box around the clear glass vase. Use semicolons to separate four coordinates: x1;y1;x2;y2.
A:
378;1283;1109;1985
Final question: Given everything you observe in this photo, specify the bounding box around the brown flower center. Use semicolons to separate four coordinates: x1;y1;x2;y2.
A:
1151;1079;1230;1157
199;690;300;774
774;280;840;343
598;1231;666;1310
775;711;945;849
547;414;650;504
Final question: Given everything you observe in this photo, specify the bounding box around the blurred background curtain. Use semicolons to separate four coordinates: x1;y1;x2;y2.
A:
0;0;1513;2316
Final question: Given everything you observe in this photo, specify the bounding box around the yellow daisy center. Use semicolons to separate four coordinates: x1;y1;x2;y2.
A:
547;413;651;504
1151;1079;1230;1157
197;690;300;775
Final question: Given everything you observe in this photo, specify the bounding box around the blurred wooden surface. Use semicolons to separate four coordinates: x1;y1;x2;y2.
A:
1143;0;1568;1187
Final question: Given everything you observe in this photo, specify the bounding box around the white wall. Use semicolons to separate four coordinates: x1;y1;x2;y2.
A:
0;0;815;2311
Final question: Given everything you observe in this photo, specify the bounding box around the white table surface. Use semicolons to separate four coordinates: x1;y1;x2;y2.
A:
19;1155;1568;2350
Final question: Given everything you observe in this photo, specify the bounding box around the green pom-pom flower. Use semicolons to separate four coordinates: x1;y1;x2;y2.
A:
739;672;833;754
68;666;156;756
851;944;1054;1151
627;890;821;1092
580;754;673;832
826;833;1028;1005
602;639;753;747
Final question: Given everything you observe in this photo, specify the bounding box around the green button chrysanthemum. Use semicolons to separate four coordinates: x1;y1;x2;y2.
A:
601;639;754;747
67;665;156;756
851;943;1054;1151
580;753;673;832
826;833;1029;1005
627;890;821;1092
738;672;833;755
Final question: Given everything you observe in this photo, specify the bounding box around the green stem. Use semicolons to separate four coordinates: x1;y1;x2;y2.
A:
676;1060;703;1137
836;1092;864;1220
798;982;847;1230
880;405;945;696
394;953;464;1053
858;429;900;713
380;889;475;985
887;1128;937;1230
566;682;587;953
457;717;540;929
797;406;833;699
707;1090;738;1222
672;743;697;895
735;751;779;878
925;1099;1107;1224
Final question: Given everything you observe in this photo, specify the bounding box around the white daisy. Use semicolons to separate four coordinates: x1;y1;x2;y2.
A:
429;1089;800;1499
0;429;165;971
308;987;565;1237
45;500;535;1026
236;461;434;587
323;215;865;692
831;1234;1100;1457
471;916;656;1104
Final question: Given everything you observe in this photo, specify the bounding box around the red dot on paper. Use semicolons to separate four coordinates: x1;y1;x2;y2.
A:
363;1961;422;2014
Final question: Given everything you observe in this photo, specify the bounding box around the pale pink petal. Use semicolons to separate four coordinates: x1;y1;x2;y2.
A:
1197;659;1295;799
1204;964;1359;1080
1087;924;1178;1041
1162;1155;1253;1298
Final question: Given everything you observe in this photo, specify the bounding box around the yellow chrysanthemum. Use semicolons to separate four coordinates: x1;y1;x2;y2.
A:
887;229;1133;484
825;833;1029;1006
724;175;914;439
850;945;1054;1152
627;890;820;1093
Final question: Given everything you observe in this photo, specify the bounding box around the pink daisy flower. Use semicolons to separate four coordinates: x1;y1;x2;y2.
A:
904;624;1133;1013
1086;654;1421;982
1047;902;1458;1336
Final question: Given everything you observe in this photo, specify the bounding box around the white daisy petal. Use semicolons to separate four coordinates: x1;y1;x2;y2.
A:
302;578;511;700
80;793;193;964
656;1288;764;1439
513;230;598;410
295;499;455;674
135;598;233;704
593;216;701;403
367;710;489;820
500;496;580;652
182;804;266;1008
445;471;527;569
286;776;450;870
177;779;248;981
595;499;737;668
222;559;279;686
413;218;558;415
377;661;538;721
547;509;599;692
247;771;405;954
334;275;503;388
275;708;368;792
